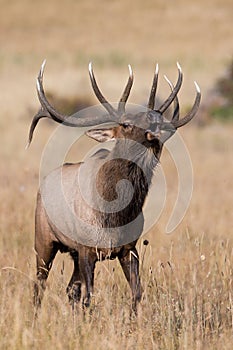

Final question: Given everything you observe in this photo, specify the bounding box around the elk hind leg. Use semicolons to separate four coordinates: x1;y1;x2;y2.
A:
34;238;58;309
79;250;97;308
66;250;82;309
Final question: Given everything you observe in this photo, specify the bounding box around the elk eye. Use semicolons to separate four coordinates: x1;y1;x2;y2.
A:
122;123;132;130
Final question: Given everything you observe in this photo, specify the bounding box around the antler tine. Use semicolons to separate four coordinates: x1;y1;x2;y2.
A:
36;60;64;121
36;60;78;125
118;64;134;115
26;61;56;148
147;63;159;110
172;81;201;128
37;59;46;95
118;64;134;116
88;62;119;119
158;62;183;114
26;108;51;149
164;75;180;122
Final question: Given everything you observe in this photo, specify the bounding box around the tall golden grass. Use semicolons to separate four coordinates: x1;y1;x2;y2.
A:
0;0;233;348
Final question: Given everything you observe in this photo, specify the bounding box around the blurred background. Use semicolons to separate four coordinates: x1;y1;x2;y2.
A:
0;0;233;348
1;0;232;115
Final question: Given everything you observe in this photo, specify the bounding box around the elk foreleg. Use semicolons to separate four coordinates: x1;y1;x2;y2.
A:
119;248;142;313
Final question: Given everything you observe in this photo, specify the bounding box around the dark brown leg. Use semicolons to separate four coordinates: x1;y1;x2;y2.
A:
79;250;97;308
118;247;142;313
66;251;82;309
34;194;59;310
34;241;58;308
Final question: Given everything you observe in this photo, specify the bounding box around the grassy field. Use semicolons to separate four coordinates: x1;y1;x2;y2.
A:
0;0;233;349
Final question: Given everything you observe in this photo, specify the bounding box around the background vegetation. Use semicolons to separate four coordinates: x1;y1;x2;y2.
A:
0;0;233;349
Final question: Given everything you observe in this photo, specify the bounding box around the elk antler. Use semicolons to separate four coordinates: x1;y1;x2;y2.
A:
118;65;134;115
172;81;201;128
27;61;118;146
147;63;159;110
88;63;133;117
163;75;180;123
27;61;134;146
147;63;200;128
147;63;180;119
158;62;183;114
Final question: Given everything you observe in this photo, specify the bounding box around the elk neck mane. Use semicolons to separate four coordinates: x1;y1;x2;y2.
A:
91;138;161;227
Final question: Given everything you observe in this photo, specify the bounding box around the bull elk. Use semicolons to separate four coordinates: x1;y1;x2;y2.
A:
28;61;201;313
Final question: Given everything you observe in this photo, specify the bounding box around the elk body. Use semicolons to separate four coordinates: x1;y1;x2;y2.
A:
28;61;201;312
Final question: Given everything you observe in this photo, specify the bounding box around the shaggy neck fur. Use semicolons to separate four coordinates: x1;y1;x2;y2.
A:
95;139;163;227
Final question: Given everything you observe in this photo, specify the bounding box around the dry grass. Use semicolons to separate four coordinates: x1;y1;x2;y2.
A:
0;0;233;349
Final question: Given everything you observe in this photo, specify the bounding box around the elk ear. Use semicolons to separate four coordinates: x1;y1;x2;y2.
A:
85;128;115;143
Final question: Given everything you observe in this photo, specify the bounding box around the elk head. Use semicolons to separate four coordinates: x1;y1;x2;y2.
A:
27;61;201;152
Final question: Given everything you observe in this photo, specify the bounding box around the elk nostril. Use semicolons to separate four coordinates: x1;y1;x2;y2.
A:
146;131;161;141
